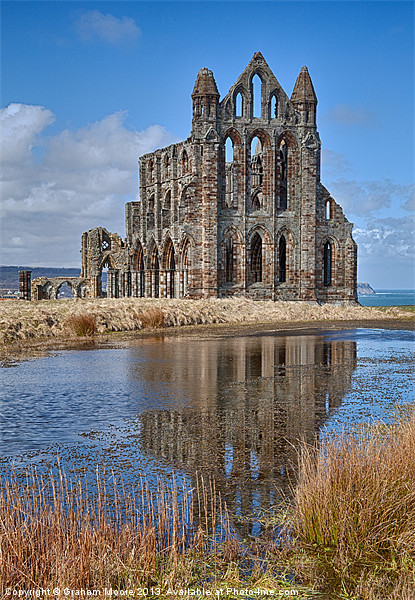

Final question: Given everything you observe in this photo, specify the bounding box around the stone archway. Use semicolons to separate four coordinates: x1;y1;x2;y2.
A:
162;237;176;298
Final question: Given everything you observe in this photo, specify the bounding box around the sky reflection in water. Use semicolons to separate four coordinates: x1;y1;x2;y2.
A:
0;328;413;537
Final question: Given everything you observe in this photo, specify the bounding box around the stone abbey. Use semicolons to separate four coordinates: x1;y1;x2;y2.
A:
29;53;357;302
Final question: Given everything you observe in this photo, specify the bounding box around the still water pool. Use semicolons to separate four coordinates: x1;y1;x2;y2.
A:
1;327;414;535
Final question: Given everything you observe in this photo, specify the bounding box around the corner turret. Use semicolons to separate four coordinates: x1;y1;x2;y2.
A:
291;66;317;126
192;68;220;133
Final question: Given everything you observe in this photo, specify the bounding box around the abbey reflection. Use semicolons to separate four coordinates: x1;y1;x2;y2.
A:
132;334;357;537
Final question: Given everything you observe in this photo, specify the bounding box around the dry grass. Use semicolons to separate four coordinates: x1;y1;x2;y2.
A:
292;409;415;598
0;470;298;596
64;313;96;336
0;297;411;346
137;307;165;329
2;415;414;597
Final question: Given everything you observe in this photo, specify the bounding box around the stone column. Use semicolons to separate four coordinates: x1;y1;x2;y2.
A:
19;270;32;300
107;269;119;298
145;270;152;297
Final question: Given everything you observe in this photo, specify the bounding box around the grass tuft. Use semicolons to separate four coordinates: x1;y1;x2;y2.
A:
292;409;415;597
64;313;96;336
137;307;165;329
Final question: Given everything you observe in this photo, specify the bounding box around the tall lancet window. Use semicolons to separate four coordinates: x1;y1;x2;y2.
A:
252;74;262;118
251;233;262;283
250;136;263;211
236;92;243;118
323;241;332;287
279;236;286;283
279;140;287;210
270;94;278;119
225;238;234;283
225;137;235;208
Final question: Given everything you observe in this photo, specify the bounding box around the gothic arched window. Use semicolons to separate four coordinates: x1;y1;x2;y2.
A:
162;191;171;228
270;94;278;119
252;74;262;118
147;196;155;230
150;247;160;298
279;236;286;283
251;233;262;283
279;140;287;210
325;199;331;220
164;238;175;298
251;137;263;189
251;191;261;211
235;92;243;118
164;154;170;179
225;239;234;283
225;137;235;208
182;150;189;174
323;241;332;287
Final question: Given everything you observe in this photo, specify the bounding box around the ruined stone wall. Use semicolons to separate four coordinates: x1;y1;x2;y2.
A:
77;53;357;302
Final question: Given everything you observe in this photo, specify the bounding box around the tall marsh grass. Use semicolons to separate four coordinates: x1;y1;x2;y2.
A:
0;470;245;593
2;414;414;597
293;410;415;598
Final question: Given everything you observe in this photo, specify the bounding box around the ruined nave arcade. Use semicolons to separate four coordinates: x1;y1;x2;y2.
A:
24;53;357;303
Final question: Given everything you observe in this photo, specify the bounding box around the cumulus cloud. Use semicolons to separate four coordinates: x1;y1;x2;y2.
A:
324;104;377;126
0;104;178;266
354;215;415;287
0;103;55;164
76;10;140;45
328;178;414;217
354;216;415;260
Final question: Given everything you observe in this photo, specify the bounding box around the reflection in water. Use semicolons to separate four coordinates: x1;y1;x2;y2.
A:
0;331;365;536
131;334;357;536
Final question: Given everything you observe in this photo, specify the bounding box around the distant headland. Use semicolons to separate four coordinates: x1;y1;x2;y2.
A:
357;283;376;295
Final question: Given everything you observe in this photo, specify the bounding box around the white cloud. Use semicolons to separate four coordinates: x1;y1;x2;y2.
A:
0;104;178;267
76;11;140;45
354;216;415;260
324;104;377;126
0;103;54;163
328;178;414;217
354;216;415;287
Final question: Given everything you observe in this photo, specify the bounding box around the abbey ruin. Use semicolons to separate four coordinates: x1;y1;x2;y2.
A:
26;53;357;303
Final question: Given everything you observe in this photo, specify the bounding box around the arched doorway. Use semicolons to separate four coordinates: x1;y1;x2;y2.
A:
132;242;145;297
150;246;160;298
181;238;190;297
100;256;118;298
225;238;234;283
56;282;73;299
163;238;176;298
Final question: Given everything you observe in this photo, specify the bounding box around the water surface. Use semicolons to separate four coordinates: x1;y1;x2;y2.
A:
1;327;413;536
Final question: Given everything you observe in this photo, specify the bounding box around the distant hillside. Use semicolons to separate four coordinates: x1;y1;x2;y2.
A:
0;266;81;291
358;282;376;295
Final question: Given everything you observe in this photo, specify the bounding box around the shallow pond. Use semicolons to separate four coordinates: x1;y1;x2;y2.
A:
0;327;414;536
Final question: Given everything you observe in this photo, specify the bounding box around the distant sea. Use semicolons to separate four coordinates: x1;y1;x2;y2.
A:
359;289;415;307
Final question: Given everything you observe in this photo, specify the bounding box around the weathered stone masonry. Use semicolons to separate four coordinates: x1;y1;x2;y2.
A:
24;53;357;303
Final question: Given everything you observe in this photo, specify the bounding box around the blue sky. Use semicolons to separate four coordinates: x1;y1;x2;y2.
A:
1;0;414;288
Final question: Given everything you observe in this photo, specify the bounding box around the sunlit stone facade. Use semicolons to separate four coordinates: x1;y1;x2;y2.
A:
28;53;357;302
